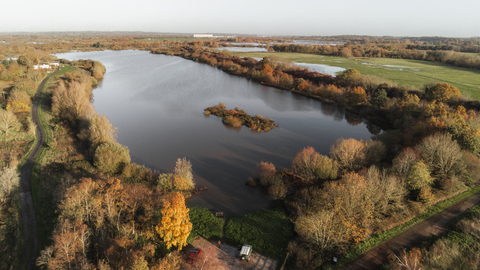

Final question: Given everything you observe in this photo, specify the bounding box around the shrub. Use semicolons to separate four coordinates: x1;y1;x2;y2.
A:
188;207;223;241
94;142;131;174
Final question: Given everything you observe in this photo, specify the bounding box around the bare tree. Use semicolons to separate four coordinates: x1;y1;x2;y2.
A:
0;109;20;136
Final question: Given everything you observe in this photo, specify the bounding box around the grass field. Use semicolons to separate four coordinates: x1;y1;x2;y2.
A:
231;52;480;99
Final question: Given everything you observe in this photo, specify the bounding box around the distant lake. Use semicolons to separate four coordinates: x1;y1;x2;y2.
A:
214;47;268;52
57;50;373;216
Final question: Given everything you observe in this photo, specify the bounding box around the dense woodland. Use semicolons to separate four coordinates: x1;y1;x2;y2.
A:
1;33;480;269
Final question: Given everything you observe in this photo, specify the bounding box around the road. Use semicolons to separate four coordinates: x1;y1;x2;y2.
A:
17;71;57;270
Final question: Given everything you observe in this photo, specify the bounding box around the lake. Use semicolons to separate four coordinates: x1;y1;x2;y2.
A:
57;50;374;216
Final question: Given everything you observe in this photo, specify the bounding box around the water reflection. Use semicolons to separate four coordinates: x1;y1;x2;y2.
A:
57;50;374;216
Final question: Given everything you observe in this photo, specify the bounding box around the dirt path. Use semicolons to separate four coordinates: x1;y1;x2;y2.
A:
182;238;277;270
343;192;480;270
17;71;56;270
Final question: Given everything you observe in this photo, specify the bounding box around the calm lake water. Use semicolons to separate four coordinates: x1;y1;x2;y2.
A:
57;50;374;216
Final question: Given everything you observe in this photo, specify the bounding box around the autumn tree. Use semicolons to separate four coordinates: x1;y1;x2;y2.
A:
52;81;91;123
292;147;338;182
388;248;423;270
256;161;276;186
173;157;195;191
407;160;434;191
156;192;192;250
78;113;117;155
0;109;20;136
94;142;131;174
415;133;462;179
295;210;347;250
425;83;461;103
346;86;368;106
392;148;420;176
295;78;309;92
338;68;361;86
330;138;366;172
0;166;19;202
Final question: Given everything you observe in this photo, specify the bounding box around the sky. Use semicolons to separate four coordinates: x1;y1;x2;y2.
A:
2;0;479;37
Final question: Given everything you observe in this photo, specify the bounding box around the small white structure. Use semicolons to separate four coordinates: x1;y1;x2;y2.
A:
194;34;214;38
50;62;60;67
33;64;50;70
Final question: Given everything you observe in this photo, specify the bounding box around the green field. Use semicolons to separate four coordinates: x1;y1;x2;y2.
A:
231;52;480;99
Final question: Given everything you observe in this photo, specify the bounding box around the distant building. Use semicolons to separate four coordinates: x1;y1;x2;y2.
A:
50;62;60;67
194;34;214;38
193;34;236;39
33;64;50;70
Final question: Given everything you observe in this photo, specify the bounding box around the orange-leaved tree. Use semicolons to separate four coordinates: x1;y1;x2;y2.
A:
156;192;192;250
346;86;367;106
425;83;461;103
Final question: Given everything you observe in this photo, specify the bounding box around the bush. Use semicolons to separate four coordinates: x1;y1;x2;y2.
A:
94;142;131;174
188;207;223;242
224;208;294;259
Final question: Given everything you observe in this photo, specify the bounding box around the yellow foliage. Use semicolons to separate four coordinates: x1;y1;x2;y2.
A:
156;192;192;251
6;100;30;113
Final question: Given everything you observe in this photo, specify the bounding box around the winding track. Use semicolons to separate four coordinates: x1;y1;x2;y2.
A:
17;71;57;270
343;192;480;269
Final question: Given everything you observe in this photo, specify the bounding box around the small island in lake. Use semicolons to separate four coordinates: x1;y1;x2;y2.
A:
204;103;277;132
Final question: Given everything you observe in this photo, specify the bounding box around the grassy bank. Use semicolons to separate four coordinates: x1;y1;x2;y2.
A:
231;52;480;99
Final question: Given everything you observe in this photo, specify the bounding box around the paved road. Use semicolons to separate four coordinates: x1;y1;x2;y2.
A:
17;71;57;270
343;192;480;269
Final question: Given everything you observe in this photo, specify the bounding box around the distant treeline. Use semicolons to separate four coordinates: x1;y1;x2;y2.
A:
272;43;480;70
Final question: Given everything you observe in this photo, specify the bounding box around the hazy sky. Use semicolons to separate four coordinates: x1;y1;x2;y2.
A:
2;0;479;37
